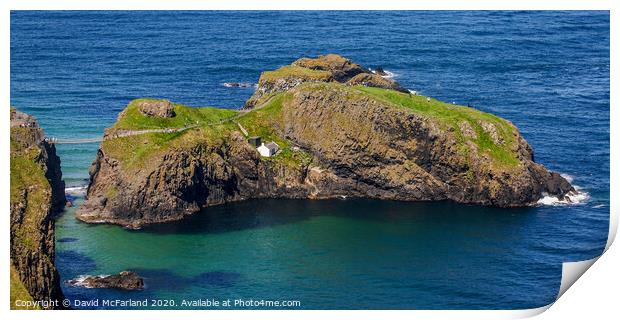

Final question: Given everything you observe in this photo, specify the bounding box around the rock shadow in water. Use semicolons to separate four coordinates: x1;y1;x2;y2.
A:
56;250;97;276
137;198;533;236
194;271;241;288
138;199;316;235
57;237;79;243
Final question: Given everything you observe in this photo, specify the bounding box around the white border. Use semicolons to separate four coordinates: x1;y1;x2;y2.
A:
1;1;616;319
0;0;615;10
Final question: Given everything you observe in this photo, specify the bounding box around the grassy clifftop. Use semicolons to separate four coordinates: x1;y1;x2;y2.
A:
10;109;65;309
10;134;51;251
103;95;311;171
112;98;238;131
103;80;520;173
259;65;332;83
351;85;519;167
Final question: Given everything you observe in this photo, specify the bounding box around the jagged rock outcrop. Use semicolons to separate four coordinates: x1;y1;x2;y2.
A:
346;73;409;93
137;99;175;118
67;271;144;290
10;109;66;309
292;53;370;82
244;54;406;109
373;66;388;76
77;55;574;228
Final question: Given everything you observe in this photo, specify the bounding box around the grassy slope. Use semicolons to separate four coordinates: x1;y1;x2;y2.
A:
105;96;312;171
112;98;238;130
104;80;520;173
236;93;313;168
10;262;38;310
104;99;238;170
352;85;519;167
9;130;48;309
260;65;332;83
10;139;50;250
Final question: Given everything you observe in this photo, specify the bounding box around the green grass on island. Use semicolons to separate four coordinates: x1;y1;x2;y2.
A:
352;85;520;167
259;65;332;83
10;262;37;310
9;116;49;310
104;83;520;172
236;93;313;168
112;98;238;131
105;95;313;171
10;139;52;251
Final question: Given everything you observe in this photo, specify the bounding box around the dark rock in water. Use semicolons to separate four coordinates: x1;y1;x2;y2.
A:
137;99;175;118
57;237;78;243
67;271;144;290
65;201;73;208
373;66;388;76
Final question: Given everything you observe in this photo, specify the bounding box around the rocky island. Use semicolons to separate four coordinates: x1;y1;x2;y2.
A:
76;54;574;229
10;109;66;309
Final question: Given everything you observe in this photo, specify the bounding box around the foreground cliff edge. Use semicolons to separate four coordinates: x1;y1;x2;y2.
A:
10;109;66;309
77;54;575;229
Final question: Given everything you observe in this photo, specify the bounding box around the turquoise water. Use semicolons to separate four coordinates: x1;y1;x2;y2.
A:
56;197;607;309
12;11;609;309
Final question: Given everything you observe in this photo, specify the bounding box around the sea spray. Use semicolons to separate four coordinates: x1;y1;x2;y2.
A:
535;173;590;206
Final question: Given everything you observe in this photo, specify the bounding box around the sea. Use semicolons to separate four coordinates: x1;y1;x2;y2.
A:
10;11;609;309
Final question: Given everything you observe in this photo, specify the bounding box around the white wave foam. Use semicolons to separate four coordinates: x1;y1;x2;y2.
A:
66;275;91;288
536;188;590;206
222;82;254;88
67;274;110;288
593;204;606;209
65;186;87;196
369;68;397;79
534;173;590;206
381;70;396;79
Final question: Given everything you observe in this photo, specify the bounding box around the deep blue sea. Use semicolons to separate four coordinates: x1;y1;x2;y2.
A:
10;11;609;309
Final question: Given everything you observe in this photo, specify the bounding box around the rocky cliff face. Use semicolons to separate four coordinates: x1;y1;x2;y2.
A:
244;53;407;109
77;54;574;228
10;109;66;309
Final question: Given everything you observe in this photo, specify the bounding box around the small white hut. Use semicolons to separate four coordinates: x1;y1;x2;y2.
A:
257;141;279;157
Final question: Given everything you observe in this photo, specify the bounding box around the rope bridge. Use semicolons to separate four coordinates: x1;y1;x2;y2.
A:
46;137;103;144
44;112;248;145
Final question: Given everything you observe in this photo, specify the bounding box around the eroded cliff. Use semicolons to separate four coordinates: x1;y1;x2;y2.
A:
10;109;66;309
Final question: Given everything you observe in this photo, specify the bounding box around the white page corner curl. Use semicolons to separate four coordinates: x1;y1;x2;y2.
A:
556;256;600;300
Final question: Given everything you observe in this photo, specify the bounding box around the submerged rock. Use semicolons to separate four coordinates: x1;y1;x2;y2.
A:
67;271;144;290
77;54;574;228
